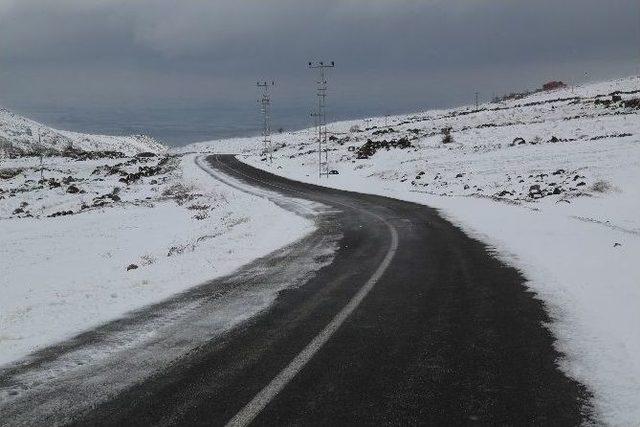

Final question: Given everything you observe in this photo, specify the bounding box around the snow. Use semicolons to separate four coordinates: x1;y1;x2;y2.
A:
188;75;640;425
0;107;166;156
0;153;315;366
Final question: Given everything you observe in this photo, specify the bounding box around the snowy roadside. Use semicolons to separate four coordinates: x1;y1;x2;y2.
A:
190;76;640;424
0;153;315;367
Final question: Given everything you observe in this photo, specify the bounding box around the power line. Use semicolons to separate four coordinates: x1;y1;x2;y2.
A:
257;81;275;163
308;60;335;178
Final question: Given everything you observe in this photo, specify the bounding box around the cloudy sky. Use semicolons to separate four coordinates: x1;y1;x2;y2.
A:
0;0;638;143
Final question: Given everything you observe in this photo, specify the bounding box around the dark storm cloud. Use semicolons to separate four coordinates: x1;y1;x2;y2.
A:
0;0;638;113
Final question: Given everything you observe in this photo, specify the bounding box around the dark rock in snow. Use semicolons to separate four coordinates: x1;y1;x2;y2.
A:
356;137;412;159
62;175;77;184
66;185;80;194
622;98;640;109
135;152;157;158
529;184;543;199
48;210;74;217
48;178;61;189
126;264;139;271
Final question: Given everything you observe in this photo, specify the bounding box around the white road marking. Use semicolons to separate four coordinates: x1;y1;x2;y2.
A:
205;155;399;427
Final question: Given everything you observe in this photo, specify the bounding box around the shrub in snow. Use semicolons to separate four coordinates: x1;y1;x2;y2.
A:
162;183;196;205
140;254;156;266
187;203;210;211
441;127;454;144
0;168;22;179
623;98;640;109
193;210;209;220
590;180;614;193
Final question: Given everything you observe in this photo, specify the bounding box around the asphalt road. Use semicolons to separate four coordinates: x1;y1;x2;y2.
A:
2;154;592;425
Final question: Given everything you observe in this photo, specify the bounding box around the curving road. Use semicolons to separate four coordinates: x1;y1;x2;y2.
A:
1;154;592;425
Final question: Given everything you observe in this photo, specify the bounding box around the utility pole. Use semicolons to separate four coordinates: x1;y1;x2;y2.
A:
257;81;275;163
308;60;335;178
38;128;44;182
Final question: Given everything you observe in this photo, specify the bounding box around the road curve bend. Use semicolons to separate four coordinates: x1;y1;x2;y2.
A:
4;154;592;426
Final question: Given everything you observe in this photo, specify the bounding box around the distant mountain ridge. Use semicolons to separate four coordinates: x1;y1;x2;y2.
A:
0;108;166;157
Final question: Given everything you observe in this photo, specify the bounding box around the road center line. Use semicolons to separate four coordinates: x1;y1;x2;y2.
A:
202;155;399;427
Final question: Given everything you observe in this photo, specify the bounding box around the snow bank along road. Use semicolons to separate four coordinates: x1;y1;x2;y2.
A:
1;154;591;425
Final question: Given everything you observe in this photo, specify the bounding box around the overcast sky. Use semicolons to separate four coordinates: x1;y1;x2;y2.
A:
0;0;638;140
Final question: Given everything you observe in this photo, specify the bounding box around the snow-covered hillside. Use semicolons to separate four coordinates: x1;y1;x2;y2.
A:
0;151;315;367
0;108;166;157
188;75;640;425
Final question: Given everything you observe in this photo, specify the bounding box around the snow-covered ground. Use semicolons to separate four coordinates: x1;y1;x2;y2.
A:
188;76;640;425
0;153;315;366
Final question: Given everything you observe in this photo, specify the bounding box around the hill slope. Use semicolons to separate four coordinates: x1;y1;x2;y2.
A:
0;108;166;157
